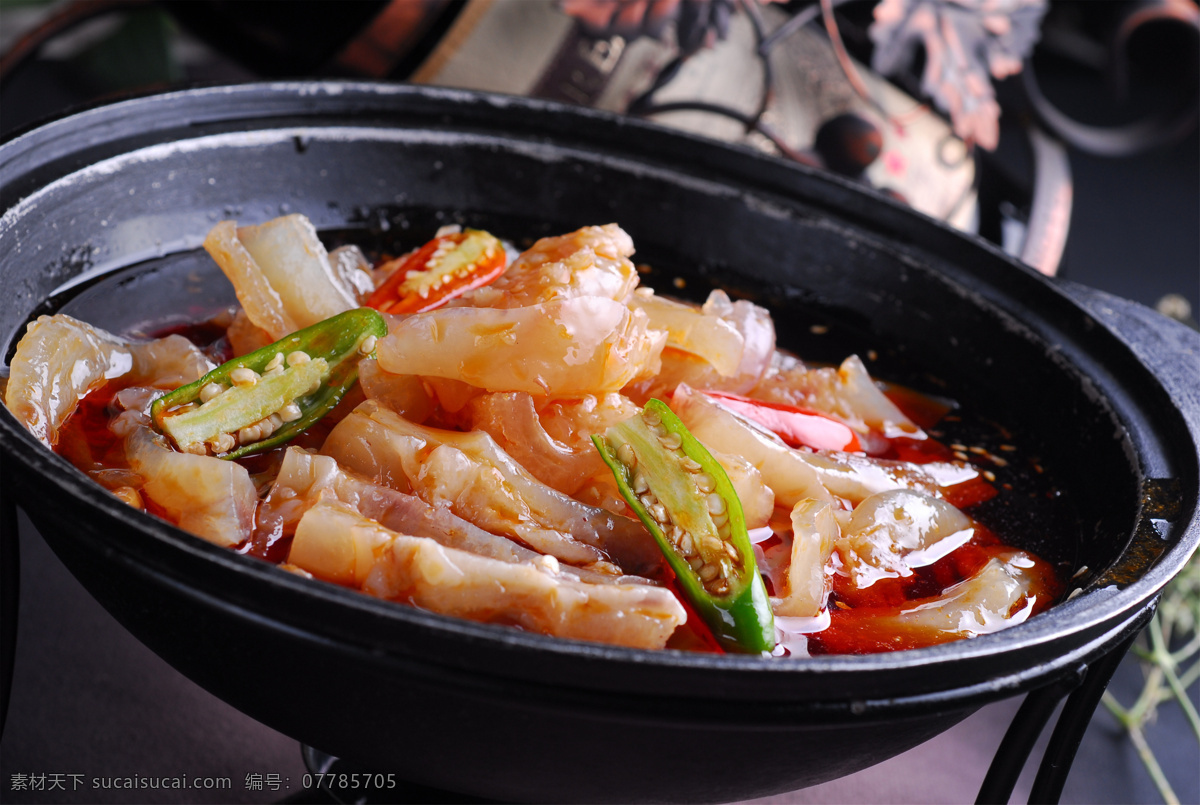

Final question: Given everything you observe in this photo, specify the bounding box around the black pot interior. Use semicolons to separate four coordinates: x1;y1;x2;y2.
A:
1;83;1197;800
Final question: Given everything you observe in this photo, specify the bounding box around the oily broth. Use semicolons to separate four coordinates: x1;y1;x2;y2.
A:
40;223;1078;655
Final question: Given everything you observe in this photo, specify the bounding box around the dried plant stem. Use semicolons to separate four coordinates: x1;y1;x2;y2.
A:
1102;598;1199;805
1127;720;1181;805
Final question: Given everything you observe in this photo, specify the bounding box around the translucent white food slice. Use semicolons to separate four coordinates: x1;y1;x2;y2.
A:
291;501;686;649
752;354;923;439
463;392;637;497
626;290;777;399
671;384;834;509
627;291;744;376
322;401;661;574
262;448;652;587
880;552;1038;638
456;223;638;308
836;489;975;588
774;499;838;618
114;411;256;547
5;314;212;448
376;296;665;396
204;215;356;339
671;384;974;507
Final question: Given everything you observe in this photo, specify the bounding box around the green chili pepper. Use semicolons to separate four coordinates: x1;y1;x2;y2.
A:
593;398;776;654
151;308;387;460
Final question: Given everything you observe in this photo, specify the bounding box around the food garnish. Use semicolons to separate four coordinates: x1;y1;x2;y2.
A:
366;228;506;313
151;308;386;459
594;399;775;653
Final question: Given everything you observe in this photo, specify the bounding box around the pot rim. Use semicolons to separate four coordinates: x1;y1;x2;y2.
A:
1;80;1197;692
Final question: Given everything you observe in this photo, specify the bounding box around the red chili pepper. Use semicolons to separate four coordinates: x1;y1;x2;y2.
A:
366;229;506;314
701;390;862;452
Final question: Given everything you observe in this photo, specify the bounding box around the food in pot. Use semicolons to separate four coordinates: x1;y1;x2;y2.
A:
3;215;1064;654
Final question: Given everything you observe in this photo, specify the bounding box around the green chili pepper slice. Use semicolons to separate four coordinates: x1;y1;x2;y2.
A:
151;308;387;460
593;398;776;654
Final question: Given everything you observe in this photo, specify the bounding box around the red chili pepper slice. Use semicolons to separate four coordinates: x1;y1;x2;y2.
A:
701;390;862;452
366;229;507;314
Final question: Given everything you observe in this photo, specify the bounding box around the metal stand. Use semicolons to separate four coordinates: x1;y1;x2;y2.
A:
977;603;1156;804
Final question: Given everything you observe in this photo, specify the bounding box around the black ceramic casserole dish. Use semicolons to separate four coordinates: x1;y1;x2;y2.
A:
0;83;1196;803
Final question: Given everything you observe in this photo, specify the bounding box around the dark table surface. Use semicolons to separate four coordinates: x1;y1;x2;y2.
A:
1;6;1197;803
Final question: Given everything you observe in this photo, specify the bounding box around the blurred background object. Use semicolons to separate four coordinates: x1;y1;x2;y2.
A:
1;0;1195;299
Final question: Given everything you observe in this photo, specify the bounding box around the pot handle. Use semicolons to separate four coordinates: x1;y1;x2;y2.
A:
1054;279;1200;422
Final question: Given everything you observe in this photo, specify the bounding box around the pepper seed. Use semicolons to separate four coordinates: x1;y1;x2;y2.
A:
286;351;311;367
617;443;636;467
199;382;226;403
658;430;683;451
209;433;236;454
279;403;302;422
230;367;259;387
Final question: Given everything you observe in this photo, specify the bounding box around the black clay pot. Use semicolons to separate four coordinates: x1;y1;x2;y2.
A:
0;83;1197;803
